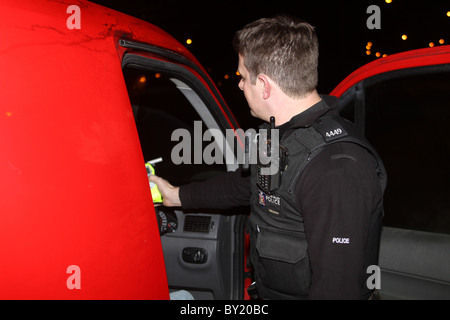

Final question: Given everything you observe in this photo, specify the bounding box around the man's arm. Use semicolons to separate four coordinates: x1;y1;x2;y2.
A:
150;168;251;210
297;142;382;299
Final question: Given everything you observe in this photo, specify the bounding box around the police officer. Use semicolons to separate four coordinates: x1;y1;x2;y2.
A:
150;15;386;300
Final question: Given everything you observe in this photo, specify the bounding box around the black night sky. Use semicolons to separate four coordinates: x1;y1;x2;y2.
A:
91;0;449;127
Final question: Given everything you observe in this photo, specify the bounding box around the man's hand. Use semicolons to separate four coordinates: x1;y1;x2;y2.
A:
148;175;181;207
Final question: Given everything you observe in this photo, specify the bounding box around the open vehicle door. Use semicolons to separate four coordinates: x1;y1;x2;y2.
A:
119;41;249;300
331;45;450;299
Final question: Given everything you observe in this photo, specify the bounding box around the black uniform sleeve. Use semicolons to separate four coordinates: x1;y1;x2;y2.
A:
297;142;382;299
179;168;251;210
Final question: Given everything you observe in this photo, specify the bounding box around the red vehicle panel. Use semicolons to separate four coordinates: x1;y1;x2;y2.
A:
331;45;450;97
0;0;211;299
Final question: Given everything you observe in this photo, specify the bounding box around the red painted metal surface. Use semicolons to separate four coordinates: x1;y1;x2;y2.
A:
331;45;450;97
0;0;216;299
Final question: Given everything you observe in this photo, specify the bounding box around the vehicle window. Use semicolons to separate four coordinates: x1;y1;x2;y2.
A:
364;70;450;234
123;65;226;186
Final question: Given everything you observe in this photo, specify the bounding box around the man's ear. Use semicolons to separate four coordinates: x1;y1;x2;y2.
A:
257;74;271;100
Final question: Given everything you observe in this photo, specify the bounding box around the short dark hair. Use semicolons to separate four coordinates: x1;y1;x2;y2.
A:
233;15;319;98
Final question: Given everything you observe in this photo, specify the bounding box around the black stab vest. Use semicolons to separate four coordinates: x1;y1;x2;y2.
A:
248;112;387;300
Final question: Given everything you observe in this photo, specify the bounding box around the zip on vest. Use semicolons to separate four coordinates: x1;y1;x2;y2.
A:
287;144;324;194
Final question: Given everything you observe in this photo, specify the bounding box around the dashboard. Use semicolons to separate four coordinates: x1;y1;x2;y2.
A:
155;207;178;235
154;205;241;299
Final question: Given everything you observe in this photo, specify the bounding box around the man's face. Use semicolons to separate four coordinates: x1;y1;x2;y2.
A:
237;55;264;120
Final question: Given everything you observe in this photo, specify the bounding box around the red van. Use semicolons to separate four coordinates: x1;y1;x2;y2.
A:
1;0;449;300
0;0;245;299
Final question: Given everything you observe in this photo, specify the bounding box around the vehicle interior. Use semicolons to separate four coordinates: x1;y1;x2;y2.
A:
122;51;248;300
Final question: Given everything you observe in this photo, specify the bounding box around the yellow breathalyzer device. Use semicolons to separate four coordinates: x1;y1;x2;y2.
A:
145;158;163;204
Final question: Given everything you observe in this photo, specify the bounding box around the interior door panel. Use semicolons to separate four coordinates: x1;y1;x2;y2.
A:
379;227;450;299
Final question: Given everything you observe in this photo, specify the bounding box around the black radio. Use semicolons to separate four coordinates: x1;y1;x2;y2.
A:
256;117;289;195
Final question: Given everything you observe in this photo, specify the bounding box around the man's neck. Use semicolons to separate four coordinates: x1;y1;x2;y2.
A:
272;91;322;126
